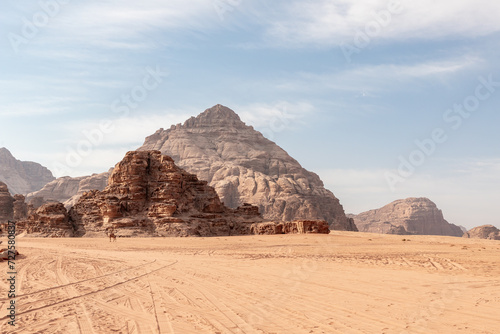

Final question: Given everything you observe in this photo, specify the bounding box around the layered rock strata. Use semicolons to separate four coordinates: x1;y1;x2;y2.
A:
70;151;264;237
17;203;74;237
251;220;330;235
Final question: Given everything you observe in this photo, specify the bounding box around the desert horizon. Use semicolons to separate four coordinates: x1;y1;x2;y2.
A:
1;231;499;333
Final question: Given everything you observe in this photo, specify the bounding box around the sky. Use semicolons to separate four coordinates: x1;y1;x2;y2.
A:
1;0;499;229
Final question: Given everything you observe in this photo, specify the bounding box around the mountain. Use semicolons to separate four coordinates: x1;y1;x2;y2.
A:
0;147;55;195
463;225;500;240
352;198;463;237
138;104;356;231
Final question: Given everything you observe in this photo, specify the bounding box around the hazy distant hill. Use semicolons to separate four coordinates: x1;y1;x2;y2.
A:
0;147;54;195
463;225;500;240
352;198;463;237
27;171;110;209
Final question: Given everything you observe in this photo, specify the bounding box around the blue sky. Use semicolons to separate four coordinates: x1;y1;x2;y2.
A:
1;0;499;229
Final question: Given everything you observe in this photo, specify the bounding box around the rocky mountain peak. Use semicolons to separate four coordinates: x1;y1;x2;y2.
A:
139;105;357;231
183;104;246;129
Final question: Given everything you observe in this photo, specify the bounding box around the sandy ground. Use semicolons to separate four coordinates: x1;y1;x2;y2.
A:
0;232;499;334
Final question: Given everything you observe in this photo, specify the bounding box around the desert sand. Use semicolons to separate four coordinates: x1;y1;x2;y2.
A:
1;232;499;334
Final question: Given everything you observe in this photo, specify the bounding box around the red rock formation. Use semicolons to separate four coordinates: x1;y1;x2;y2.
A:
13;194;29;221
70;151;265;237
251;220;330;235
18;202;73;237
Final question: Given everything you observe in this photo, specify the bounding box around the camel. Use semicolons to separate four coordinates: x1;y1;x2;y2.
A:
109;232;116;242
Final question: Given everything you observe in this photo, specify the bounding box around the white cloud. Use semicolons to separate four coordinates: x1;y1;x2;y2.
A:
28;0;217;49
48;111;193;177
266;57;478;99
237;101;314;127
235;101;315;140
263;0;500;47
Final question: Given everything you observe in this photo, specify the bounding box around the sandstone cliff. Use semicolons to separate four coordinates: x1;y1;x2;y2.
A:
138;104;356;231
352;198;463;237
13;194;29;221
463;225;500;240
0;148;54;195
69;150;268;237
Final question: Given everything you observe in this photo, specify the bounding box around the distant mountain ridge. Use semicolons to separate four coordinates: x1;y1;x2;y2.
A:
0;147;55;195
27;171;110;209
352;197;463;237
138;104;357;231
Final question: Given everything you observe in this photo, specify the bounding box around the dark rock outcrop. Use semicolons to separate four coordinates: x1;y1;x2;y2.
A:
13;195;29;221
0;182;14;223
0;148;54;195
352;198;463;237
463;225;500;240
138;104;356;231
17;203;73;237
251;220;330;235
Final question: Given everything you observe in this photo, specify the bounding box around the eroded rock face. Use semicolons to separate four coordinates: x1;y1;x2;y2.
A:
463;225;500;240
69;151;265;237
0;148;54;195
138;104;356;231
18;202;73;237
352;198;463;237
0;182;14;223
13;195;29;221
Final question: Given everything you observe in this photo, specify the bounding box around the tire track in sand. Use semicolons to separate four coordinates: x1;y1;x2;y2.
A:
149;279;176;334
0;261;177;321
55;256;95;334
0;259;158;301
